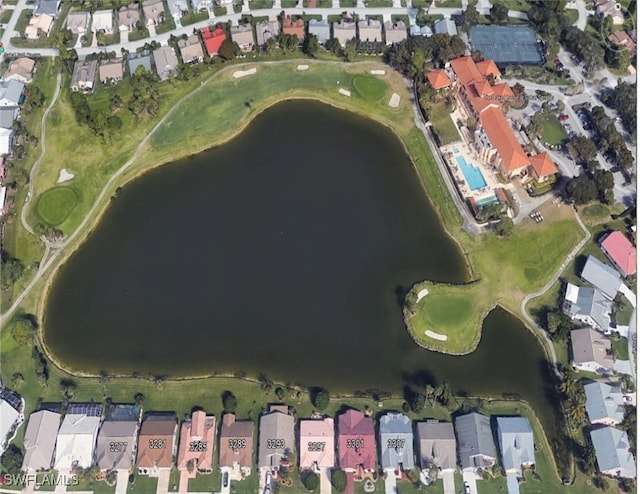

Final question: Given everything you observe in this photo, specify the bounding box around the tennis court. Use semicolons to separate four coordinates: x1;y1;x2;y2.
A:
469;25;544;66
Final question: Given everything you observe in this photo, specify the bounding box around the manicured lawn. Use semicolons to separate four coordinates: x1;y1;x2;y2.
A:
411;0;427;6
429;102;461;145
615;297;633;326
13;9;31;33
611;336;629;360
365;0;392;6
352;74;387;101
249;0;273;8
127;473;157;493
155;17;176;35
498;0;531;11
213;6;227;15
340;0;357;6
580;203;611;221
35;187;78;226
563;9;579;25
0;9;13;23
281;0;298;6
540;116;568;146
181;10;209;25
128;28;150;42
433;0;461;7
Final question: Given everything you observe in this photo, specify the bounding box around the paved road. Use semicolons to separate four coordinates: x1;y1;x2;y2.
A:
628;308;636;383
574;0;588;30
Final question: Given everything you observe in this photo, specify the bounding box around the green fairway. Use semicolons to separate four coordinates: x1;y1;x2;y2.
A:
36;187;78;226
541;116;568;146
352;75;388;101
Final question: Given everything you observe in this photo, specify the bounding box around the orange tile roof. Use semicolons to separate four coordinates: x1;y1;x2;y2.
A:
492;83;514;97
473;80;493;96
203;27;226;55
529;152;558;178
476;59;501;79
426;69;451;89
177;411;216;474
283;15;304;40
479;107;530;174
449;56;482;85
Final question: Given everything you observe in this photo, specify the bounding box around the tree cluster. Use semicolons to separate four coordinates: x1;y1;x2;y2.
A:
566;169;615;205
10;317;36;346
600;82;636;136
1;251;25;288
545;309;574;342
129;70;162;120
0;445;23;476
527;0;567;39
69;91;122;142
277;33;299;53
330;469;347;492
222;391;237;412
311;388;329;410
32;346;49;386
588;106;634;171
387;34;466;78
560;26;606;75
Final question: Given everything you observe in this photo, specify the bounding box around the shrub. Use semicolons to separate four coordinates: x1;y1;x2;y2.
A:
330;469;347;492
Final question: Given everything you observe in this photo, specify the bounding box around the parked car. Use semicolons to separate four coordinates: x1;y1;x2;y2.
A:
559;114;569;121
464;482;472;494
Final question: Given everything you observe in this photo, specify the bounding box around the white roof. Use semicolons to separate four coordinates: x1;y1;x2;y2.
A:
584;381;625;424
22;410;61;471
590;426;636;478
496;417;534;472
0;127;12;154
92;9;113;31
54;415;101;469
0;401;20;445
565;283;580;303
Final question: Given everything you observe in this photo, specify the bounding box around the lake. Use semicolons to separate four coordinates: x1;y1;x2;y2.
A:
43;101;561;444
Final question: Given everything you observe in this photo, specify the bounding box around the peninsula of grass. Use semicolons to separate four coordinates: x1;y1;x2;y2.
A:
352;74;387;101
36;186;78;226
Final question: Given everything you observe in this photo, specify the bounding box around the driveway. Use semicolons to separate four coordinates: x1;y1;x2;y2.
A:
384;469;397;494
120;29;129;44
319;467;331;494
220;468;231;494
441;470;455;494
462;471;478;494
115;470;129;494
156;470;171;494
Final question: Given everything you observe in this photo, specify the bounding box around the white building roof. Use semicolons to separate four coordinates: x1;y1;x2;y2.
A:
496;417;534;473
54;415;101;469
590;426;636;478
584;381;625;424
0;400;20;447
581;255;622;300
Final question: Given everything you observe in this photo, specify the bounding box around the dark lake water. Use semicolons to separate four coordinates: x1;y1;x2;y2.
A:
44;101;562;452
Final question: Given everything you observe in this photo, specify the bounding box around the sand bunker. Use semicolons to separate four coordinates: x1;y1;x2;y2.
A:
57;169;74;183
233;68;257;78
416;288;429;302
388;93;400;108
297;65;309;71
338;88;351;97
425;330;448;341
370;70;386;75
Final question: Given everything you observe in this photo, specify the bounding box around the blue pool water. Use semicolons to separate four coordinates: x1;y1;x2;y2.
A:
455;155;487;191
453;147;460;153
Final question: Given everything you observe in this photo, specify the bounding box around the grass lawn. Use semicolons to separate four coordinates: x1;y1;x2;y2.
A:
249;0;273;9
611;336;629;360
35;187;78;226
433;0;461;7
181;10;209;25
127;473;157;493
340;0;357;6
0;9;13;23
128;28;150;42
411;0;428;6
365;0;392;6
540;116;568;146
429;102;461;146
563;9;579;25
213;6;227;15
352;74;387;101
498;0;530;12
155;17;176;35
615;297;633;326
281;0;298;6
13;9;31;33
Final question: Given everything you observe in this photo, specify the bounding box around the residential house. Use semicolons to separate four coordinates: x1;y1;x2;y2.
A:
142;0;165;26
434;18;457;36
65;11;91;35
299;418;335;472
178;35;204;64
95;421;140;471
595;0;625;25
590;426;636;478
201;27;226;56
70;59;97;92
496;417;535;477
384;20;407;45
581;255;622;300
409;23;432;37
337;409;376;476
426;69;451;90
22;410;61;471
454;412;496;471
190;0;212;12
282;15;304;42
600;231;636;277
128;51;152;74
255;20;279;47
528;152;558;182
378;413;414;477
358;18;382;42
137;413;178;476
153;45;179;80
0;389;22;453
54;405;102;470
92;10;114;34
230;24;254;53
0;128;13;155
99;58;125;84
118;4;140;32
0;106;20;130
177;410;216;478
570;327;614;375
167;0;188;27
416;421;456;473
258;405;295;472
0;80;24;107
563;283;613;332
34;0;59;17
584;381;625;425
218;413;254;479
25;14;54;40
608;30;636;56
448;56;550;181
308;19;330;44
2;57;36;83
333;21;356;47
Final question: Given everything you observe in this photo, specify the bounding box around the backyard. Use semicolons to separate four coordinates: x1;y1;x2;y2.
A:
429;102;461;146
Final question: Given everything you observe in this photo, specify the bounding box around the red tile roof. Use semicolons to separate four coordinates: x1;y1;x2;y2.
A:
137;417;177;469
492;83;514;98
449;56;482;85
283;15;304;40
176;411;216;475
203;27;226;55
529;152;558;179
479;107;530;175
601;231;637;276
476;59;501;79
337;410;375;471
426;69;451;90
200;27;213;39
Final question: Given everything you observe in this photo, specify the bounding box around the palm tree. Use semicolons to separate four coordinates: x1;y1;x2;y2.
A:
559;375;578;398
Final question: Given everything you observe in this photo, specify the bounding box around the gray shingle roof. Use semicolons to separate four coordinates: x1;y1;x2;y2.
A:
0;107;18;130
570;327;614;369
128;51;152;74
308;19;330;43
581;255;622;300
584;381;625;424
564;283;613;331
416;421;456;471
95;421;139;470
378;413;414;470
0;80;24;106
454;413;496;470
258;406;295;468
434;18;456;36
22;410;61;471
496;417;534;472
35;0;59;17
590;426;636;478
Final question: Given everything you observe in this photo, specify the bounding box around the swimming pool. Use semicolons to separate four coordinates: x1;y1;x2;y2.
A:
455;155;487;191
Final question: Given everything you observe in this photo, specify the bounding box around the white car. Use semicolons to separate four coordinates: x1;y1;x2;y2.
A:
464;481;472;494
